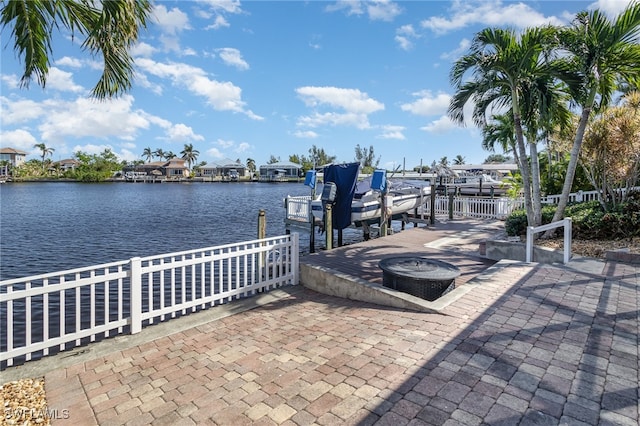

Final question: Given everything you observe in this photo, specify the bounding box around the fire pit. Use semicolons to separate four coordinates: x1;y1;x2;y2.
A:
378;256;461;301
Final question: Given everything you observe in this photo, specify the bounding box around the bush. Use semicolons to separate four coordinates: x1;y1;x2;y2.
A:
505;197;640;240
505;205;556;236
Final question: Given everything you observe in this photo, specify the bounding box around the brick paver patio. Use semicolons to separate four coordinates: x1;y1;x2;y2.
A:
42;255;639;425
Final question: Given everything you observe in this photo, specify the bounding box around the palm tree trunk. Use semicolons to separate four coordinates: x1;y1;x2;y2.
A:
529;141;542;227
546;105;592;235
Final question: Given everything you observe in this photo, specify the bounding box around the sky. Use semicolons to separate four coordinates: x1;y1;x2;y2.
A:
0;0;635;170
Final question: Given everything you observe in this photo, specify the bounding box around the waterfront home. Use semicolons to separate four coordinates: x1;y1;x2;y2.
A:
51;159;80;173
123;158;190;180
196;159;247;180
0;147;28;169
259;161;302;181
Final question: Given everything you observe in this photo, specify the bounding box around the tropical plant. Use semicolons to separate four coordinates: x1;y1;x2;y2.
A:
548;2;640;228
453;155;465;165
449;26;574;227
308;145;336;167
246;158;256;173
142;147;153;163
154;148;166;161
354;144;380;171
0;0;153;99
180;143;199;170
580;91;640;208
165;151;177;159
33;143;54;171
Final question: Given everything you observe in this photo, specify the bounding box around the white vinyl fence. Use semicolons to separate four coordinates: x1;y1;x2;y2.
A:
0;234;299;368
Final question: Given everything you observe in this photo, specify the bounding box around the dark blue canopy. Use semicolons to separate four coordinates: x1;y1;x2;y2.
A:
323;163;360;230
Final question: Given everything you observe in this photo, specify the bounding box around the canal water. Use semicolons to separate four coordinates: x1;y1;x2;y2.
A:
0;181;317;280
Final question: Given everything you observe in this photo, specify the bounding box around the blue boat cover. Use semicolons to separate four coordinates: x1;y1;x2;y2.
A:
323;162;360;230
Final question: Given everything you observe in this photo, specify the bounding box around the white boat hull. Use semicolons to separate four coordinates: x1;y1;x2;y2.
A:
311;181;430;224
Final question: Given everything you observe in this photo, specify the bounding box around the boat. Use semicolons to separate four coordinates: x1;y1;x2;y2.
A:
441;173;510;196
311;177;431;224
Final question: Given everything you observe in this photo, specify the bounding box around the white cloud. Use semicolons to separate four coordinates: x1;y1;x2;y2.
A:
401;90;451;116
0;74;20;89
132;42;158;58
206;15;230;30
1;129;38;150
421;0;566;34
197;0;243;30
166;123;204;142
153;4;190;35
197;0;243;14
296;86;384;114
71;143;115;156
55;57;83;68
136;58;263;120
216;138;234;148
395;24;419;51
588;0;636;18
1;97;45;125
235;142;251;153
296;86;384;130
440;38;471;61
293;130;319;138
326;0;402;21
46;67;85;93
421;115;458;133
367;0;403;21
36;96;151;143
206;147;225;159
377;125;405;140
218;48;249;70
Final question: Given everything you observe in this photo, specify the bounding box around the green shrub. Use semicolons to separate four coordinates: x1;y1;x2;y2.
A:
504;196;640;240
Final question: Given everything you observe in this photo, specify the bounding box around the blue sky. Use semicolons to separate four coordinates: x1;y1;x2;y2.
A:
0;0;633;170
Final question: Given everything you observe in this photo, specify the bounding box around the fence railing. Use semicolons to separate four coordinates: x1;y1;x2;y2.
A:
426;196;524;220
0;234;299;368
526;218;572;264
285;195;313;222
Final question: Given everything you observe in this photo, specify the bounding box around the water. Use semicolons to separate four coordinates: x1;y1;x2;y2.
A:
0;181;314;280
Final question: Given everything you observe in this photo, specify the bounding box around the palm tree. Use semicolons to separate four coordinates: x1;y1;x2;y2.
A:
246;158;256;173
165;151;177;159
449;26;571;227
154;148;166;161
548;2;640;227
142;147;153;163
180;144;199;170
1;0;153;99
34;143;54;172
453;155;466;165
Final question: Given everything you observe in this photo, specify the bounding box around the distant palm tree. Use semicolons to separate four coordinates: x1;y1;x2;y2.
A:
34;143;54;172
142;147;153;163
180;143;199;170
453;155;466;165
165;151;177;159
154;148;166;161
246;158;256;173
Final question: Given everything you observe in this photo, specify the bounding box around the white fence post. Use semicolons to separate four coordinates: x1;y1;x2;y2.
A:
526;226;534;263
563;218;572;264
130;257;142;334
292;233;300;285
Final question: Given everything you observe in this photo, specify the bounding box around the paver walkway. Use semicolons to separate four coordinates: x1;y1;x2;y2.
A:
41;254;639;425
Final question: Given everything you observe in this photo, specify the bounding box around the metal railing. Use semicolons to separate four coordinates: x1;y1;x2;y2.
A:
526;218;572;264
1;234;299;367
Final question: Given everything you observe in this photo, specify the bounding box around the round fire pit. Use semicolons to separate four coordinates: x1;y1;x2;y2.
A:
378;256;461;301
